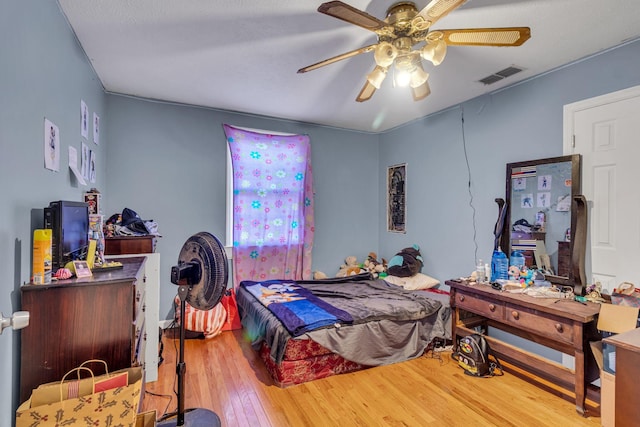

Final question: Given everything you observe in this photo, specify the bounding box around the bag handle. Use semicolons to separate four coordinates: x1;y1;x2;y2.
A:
59;366;95;402
78;359;109;377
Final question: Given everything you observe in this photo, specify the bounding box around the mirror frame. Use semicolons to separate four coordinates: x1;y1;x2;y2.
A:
500;154;582;288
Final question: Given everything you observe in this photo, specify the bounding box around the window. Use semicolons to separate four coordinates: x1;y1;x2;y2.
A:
225;127;299;248
223;124;315;282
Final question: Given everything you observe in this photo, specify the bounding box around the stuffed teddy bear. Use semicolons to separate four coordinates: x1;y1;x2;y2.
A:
387;244;423;277
313;270;328;280
336;255;364;277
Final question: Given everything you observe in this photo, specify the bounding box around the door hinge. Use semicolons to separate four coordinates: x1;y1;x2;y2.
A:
572;134;576;148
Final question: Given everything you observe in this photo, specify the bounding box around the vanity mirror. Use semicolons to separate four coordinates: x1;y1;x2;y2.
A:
499;154;584;290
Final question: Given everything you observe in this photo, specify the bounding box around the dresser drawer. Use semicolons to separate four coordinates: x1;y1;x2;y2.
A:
455;291;505;321
505;304;574;345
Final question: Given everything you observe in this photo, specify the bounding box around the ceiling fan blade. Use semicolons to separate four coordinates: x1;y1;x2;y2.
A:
411;80;431;101
298;44;377;73
318;1;389;32
356;80;377;102
431;27;531;46
412;0;467;32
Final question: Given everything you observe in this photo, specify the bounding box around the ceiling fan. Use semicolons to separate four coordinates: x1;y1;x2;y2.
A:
298;0;531;102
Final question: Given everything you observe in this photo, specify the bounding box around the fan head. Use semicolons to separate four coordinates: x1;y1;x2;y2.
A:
171;232;228;311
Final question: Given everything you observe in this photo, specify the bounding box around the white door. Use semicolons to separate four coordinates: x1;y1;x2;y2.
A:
564;85;640;294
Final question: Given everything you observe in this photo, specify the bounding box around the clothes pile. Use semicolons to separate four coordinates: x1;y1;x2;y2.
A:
512;218;535;233
106;208;161;237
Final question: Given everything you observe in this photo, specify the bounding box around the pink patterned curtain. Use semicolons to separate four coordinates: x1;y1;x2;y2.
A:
223;124;315;286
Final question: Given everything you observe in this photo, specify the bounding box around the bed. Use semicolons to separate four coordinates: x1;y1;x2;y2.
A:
237;273;451;387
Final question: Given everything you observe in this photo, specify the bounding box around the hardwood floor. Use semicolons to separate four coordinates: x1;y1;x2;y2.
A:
142;330;601;426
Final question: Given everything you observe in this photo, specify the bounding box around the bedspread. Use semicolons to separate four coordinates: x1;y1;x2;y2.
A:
237;277;451;366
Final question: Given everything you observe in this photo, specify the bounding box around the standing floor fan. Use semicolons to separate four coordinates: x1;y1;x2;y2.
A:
158;232;228;427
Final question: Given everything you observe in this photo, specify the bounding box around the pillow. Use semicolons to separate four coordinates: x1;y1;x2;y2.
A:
174;295;227;339
385;273;439;290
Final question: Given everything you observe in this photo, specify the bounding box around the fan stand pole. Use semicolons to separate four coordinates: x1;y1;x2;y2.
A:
158;285;221;427
176;284;188;425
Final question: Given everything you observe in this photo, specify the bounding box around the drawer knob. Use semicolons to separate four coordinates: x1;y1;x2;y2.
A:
511;311;519;320
555;323;563;333
459;295;465;302
488;304;496;312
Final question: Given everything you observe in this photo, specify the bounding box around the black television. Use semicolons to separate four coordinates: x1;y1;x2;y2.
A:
44;201;90;270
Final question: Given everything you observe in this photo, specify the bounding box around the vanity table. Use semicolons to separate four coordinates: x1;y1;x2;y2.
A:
446;279;601;415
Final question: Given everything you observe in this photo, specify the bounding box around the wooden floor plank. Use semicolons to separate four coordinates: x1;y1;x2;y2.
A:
142;330;601;426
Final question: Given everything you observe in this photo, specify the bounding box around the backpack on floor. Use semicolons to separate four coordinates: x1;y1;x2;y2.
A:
453;333;503;377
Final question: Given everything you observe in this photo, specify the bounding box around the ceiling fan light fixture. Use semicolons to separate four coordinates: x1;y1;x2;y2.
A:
394;68;412;88
409;67;429;88
421;39;447;66
301;0;532;103
373;42;397;67
366;67;387;89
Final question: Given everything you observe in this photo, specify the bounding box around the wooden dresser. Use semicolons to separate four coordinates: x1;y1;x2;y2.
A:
19;257;147;404
447;279;601;416
105;235;156;255
603;327;640;426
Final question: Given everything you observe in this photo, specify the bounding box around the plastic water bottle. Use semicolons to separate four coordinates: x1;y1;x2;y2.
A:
491;248;509;282
476;259;485;282
510;250;526;271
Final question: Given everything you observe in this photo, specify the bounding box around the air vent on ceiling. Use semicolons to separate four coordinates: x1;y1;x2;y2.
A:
478;65;524;85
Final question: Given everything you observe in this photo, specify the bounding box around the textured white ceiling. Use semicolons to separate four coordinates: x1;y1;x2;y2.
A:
58;0;640;133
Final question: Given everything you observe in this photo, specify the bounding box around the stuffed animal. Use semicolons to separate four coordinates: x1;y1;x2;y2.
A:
363;252;388;278
336;256;364;277
387;244;423;277
313;270;328;280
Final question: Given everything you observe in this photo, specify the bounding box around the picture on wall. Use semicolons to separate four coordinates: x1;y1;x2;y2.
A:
81;142;89;180
93;112;100;145
387;163;406;233
80;100;89;139
44;118;60;172
89;150;96;183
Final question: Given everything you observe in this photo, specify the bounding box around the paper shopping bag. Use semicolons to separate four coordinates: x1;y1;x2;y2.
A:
221;288;242;331
29;359;128;408
16;365;143;427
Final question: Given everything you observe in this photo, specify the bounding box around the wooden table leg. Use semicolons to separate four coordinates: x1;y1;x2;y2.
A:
574;347;586;415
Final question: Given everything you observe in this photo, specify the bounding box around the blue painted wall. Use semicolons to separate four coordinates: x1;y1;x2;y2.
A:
104;96;379;320
1;1;108;421
2;1;640;423
379;40;640;285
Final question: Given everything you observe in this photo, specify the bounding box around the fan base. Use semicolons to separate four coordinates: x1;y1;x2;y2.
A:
157;408;221;427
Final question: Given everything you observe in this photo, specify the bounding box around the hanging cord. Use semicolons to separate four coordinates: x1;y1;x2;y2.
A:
460;106;479;265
